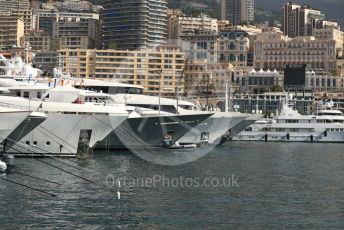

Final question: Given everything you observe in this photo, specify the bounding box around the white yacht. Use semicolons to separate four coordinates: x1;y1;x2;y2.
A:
0;100;47;146
0;106;31;143
0;82;129;156
0;102;47;171
73;78;249;146
233;97;344;143
109;93;247;146
47;86;213;149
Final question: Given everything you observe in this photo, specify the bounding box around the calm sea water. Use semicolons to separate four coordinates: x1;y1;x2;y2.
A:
1;142;344;229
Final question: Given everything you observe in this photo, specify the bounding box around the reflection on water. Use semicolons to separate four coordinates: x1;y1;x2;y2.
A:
1;142;344;229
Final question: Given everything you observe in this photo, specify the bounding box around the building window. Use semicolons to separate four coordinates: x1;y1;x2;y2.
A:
239;54;245;62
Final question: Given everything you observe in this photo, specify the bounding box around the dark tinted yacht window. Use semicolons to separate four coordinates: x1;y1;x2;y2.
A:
128;104;177;114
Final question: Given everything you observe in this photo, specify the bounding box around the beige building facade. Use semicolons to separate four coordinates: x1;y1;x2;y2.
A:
0;13;25;49
58;47;186;96
0;0;32;33
24;30;53;51
254;32;337;71
184;60;234;97
169;15;218;39
313;28;344;58
54;18;101;50
180;31;250;67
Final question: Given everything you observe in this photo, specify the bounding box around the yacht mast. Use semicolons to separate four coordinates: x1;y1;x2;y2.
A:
176;58;188;114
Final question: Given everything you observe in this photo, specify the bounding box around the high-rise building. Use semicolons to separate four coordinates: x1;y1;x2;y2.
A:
0;0;32;33
169;14;218;39
0;12;25;49
32;9;99;32
58;46;185;96
0;0;30;10
167;9;183;40
281;3;325;38
102;0;168;50
221;0;254;25
53;18;101;50
24;30;53;51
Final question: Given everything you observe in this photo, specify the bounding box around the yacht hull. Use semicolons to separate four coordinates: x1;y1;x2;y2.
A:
0;110;30;144
8;114;128;157
229;113;263;137
177;112;247;146
4;112;47;150
232;124;344;143
97;114;212;150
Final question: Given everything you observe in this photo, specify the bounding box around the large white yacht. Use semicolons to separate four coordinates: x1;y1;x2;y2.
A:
0;98;47;146
0;106;31;143
0;81;129;156
0;101;47;171
73;78;249;146
233;96;344;143
47;86;213;149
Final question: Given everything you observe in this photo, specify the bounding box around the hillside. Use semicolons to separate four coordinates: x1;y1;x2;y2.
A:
167;0;344;26
168;0;220;18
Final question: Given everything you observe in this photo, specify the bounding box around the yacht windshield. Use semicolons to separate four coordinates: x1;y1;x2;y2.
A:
75;85;143;95
85;96;114;104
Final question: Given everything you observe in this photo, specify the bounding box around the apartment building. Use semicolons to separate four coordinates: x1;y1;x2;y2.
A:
58;46;185;96
0;0;32;33
0;13;24;49
169;15;218;39
281;3;326;38
167;9;183;40
53;18;101;49
221;0;255;25
24;30;53;51
32;51;57;75
102;0;168;50
32;9;99;32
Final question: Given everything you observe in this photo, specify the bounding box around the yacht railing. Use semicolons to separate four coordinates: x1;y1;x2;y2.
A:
0;101;32;111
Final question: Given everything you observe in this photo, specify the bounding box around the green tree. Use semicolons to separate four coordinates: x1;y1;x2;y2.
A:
271;85;283;92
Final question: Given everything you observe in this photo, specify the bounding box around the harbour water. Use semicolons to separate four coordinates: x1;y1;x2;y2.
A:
1;142;344;229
